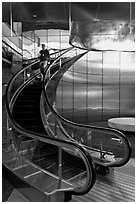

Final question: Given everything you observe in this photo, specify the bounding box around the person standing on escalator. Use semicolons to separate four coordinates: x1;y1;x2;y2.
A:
38;44;50;80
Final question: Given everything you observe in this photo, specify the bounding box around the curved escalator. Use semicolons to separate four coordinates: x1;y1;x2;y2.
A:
3;47;132;201
3;48;96;202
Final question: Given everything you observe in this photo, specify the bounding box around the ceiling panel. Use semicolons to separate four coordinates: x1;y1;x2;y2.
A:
2;2;135;22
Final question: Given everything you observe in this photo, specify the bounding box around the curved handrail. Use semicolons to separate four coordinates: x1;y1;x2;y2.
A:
23;48;72;62
4;48;96;196
43;48;132;168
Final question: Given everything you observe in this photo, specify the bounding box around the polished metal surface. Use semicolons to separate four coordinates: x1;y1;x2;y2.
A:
56;50;135;123
70;20;135;51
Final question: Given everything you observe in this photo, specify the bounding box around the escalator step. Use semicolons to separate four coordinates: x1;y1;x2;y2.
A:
23;125;45;131
14;118;42;122
12;101;44;130
12;81;44;134
13;104;38;108
13;112;40;117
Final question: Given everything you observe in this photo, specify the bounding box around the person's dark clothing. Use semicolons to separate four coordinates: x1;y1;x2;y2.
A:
39;49;50;62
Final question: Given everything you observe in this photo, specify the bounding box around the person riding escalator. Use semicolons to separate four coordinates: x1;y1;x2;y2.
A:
38;44;50;80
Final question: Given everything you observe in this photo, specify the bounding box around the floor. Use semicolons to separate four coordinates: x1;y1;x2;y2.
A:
71;161;135;202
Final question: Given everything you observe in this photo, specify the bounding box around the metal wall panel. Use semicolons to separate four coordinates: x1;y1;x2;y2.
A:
56;49;135;123
62;81;73;119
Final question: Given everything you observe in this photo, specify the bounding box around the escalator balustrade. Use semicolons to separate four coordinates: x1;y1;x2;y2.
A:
4;49;96;201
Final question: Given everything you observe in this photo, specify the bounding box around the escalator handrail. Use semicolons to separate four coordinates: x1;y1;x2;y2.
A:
5;47;74;127
5;58;40;120
23;47;72;62
43;49;132;168
5;48;96;196
5;47;72;108
6;47;74;117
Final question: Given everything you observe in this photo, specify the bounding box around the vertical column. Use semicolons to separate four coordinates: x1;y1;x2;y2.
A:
101;52;103;121
10;2;12;37
58;146;62;188
34;30;36;58
119;51;121;117
47;29;48;49
59;29;61;51
6;115;12;139
86;52;88;123
72;50;75;122
69;2;71;35
21;23;25;82
129;2;132;34
62;67;64;117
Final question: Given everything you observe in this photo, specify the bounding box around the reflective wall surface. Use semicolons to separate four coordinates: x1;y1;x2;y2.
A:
56;50;135;123
70;20;135;51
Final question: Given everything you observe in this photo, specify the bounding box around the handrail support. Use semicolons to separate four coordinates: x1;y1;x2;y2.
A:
58;146;63;188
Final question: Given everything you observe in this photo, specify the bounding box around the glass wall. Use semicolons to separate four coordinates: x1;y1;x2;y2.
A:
22;31;39;59
35;29;71;54
2;22;23;143
2;22;23;95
